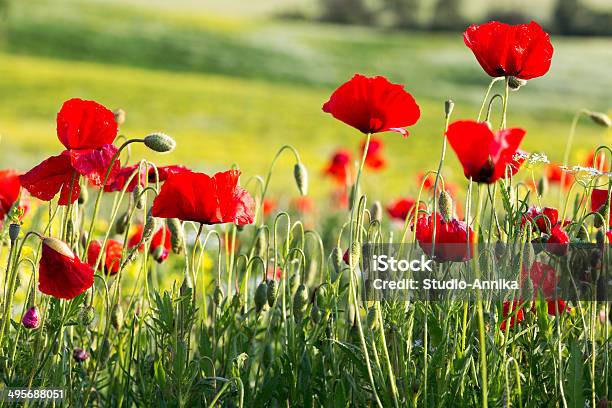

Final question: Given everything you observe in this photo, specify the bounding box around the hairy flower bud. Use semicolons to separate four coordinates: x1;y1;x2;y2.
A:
115;212;130;235
213;285;224;306
331;246;342;275
438;190;453;222
293;162;308;196
166;218;183;254
289;273;300;296
8;223;20;242
113;108;126;126
576;224;589;241
22;306;40;329
133;184;144;209
508;76;527;91
144;132;176;153
588;111;611;128
254;281;268;313
349;241;361;268
142;210;157;243
73;347;90;363
79;305;95;327
111;304;123;331
370;201;382;223
444;99;454;117
310;304;322;323
596;229;605;246
522;242;535;271
293;284;309;322
315;285;328;310
266;279;278;307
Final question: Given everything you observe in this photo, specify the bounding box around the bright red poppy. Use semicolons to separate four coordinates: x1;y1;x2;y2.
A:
20;99;120;205
522;206;559;233
607;230;612;243
105;164;190;192
324;149;353;184
39;237;94;299
583;151;609;172
500;301;524;331
591;189;611;226
362;137;386;170
152;169;255;226
464;21;553;80
521;261;558;299
128;224;172;263
0;170;24;219
414;213;474;262
87;239;124;275
263;199;277;217
546;164;573;189
446;120;525;184
545;299;569;315
322;74;420;137
387;198;425;221
546;224;570;256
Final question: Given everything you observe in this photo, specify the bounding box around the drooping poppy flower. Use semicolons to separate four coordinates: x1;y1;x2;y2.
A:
591;189;611;227
414;213;474;262
522;206;559;233
128;225;172;263
20;99;120;205
387;198;425;221
87;239;124;275
546;164;573;189
464;21;553;80
39;237;94;299
546;224;570;256
152;169;255;226
322;74;420;137
362;137;386;170
500;301;525;331
0;170;25;220
446;120;525;184
324;149;353;184
582;151;609;172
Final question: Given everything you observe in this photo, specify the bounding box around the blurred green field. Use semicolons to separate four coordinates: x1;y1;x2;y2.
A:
0;0;610;202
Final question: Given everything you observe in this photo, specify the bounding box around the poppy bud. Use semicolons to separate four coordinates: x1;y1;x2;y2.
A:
142;210;157;243
213;285;224;306
152;246;168;263
315;285;328;310
289;273;301;296
133;184;144;209
113;108;126;126
293;162;308;196
537;177;548;196
43;237;74;258
370;201;382;223
98;339;111;364
310;304;322;323
522;242;535;271
80;232;89;251
73;347;90;363
444;99;454;117
331;246;342;274
144;132;176;153
79;305;95;327
254;281;268;313
111;304;123;331
78;187;88;205
266;279;278;307
508;76;527;91
254;228;267;258
115;212;130;235
588;112;611;128
8;223;20;242
438;190;453;222
262;344;274;367
166;218;183;254
293;284;309;322
349;241;361;268
22;306;40;329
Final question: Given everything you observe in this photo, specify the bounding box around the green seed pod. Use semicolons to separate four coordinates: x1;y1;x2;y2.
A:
438;190;453;222
508;76;527;91
310;304;322;323
315;285;328;310
444;99;454;117
289;273;300;296
588;111;611;128
366;307;378;331
111;304;123;331
293;162;308;196
144;132;176;153
262;344;274;367
292;284;309;322
166;218;183;254
522;242;535;272
79;305;95;327
133;184;144;209
142;210;157;243
266;279;278;307
349;241;361;268
370;201;382;223
537;177;548;197
213;285;224;306
254;281;268;313
78;187;88;205
8;223;20;242
115;212;130;235
331;246;342;274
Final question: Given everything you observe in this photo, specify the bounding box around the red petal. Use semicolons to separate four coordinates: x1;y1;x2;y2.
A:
213;170;256;225
69;144;120;187
0;169;22;218
57;98;117;150
39;238;94;299
19;153;80;205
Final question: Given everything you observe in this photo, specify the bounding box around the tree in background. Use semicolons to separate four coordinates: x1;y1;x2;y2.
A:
319;0;373;24
379;0;420;29
430;0;464;31
554;0;579;34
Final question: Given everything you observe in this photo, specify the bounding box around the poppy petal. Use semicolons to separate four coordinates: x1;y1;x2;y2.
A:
39;238;94;299
19;153;80;205
57;98;117;150
69;144;120;187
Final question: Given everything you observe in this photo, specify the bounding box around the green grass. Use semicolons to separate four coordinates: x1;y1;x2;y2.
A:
0;0;610;202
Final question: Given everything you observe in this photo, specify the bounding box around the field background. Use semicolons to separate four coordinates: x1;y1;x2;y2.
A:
0;0;610;203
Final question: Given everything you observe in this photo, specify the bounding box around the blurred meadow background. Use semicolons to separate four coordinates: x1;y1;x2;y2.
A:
0;0;610;203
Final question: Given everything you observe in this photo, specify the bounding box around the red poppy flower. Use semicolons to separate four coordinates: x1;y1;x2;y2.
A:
105;164;190;193
546;224;570;256
267;266;282;281
263;199;277;217
362;137;386;170
322;74;420;137
387;198;425;221
464;21;553;80
417;172;434;191
149;165;190;183
500;301;524;331
546;164;573;189
57;98;117;150
591;189;611;227
128;224;172;263
522;206;559;233
583;151;609;172
39;237;94;299
414;213;474;262
0;170;23;219
324;149;353;184
521;261;558;299
545;299;569;315
446;120;525;184
152;169;255;226
291;196;315;214
87;239;123;275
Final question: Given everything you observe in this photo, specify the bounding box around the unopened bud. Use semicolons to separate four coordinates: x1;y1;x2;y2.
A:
289;273;300;296
310;304;322;323
494;241;506;260
293;284;309;322
266;279;278;307
113;108;126;126
73;347;90;363
522;242;535;271
254;281;268;313
133;184;144;209
508;76;527;91
111;304;123;331
370;201;382;223
142;210;157;243
588;111;611;128
293;162;308;196
144;132;176;153
438;190;453;222
254;228;267;258
444;99;454;117
79;305;95;327
152;245;168;263
315;285;328;310
166;218;183;254
8;223;20;242
21;306;40;329
115;212;130;235
349;241;361;268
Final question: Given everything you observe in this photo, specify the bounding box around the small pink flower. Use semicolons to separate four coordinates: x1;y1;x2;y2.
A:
22;306;40;329
73;347;90;362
